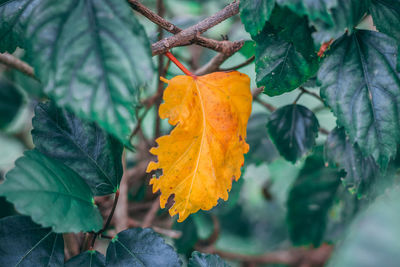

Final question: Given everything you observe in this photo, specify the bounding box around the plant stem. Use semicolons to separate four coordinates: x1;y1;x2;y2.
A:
90;190;120;248
165;51;196;77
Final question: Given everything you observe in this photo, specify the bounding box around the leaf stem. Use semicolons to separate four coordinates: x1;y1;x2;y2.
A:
165;51;196;77
90;189;120;248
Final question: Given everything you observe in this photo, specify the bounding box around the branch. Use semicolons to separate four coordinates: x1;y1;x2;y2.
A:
149;1;241;56
194;42;244;76
0;52;36;79
299;86;324;103
198;244;333;266
113;152;129;232
141;196;160;228
129;0;238;55
219;55;255;71
128;218;182;239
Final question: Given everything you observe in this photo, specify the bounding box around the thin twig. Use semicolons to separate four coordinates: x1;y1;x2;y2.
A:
141;196;161;228
0;53;36;79
197;244;333;266
252;87;264;98
128;218;182;239
196;215;220;247
91;190;120;248
154;0;166;138
293;92;305;105
194;43;244;76
299;86;324;103
113;151;129;232
219;55;255;71
254;98;276;112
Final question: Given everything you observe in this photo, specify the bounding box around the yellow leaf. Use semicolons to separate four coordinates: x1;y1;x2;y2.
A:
147;71;252;222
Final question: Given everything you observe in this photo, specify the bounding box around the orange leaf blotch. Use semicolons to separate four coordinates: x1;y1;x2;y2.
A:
146;71;252;222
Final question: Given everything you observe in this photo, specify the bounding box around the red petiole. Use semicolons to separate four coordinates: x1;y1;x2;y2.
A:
165;51;196;78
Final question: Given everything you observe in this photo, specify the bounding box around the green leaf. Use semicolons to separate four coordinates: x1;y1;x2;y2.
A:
0;150;103;232
267;104;319;163
25;0;154;145
311;0;371;45
0;215;64;266
0;0;39;53
327;189;400;267
173;217;198;256
287;147;340;246
369;0;400;40
0;78;24;129
254;7;319;96
65;250;105;267
188;251;230;267
240;0;275;37
325;127;379;195
106;228;181;266
32;102;123;196
276;0;337;25
246;113;278;164
318;30;400;169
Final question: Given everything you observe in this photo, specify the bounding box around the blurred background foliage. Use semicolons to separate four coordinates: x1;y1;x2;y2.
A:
1;0;400;266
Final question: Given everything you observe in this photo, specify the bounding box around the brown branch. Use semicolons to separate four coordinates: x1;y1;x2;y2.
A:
196;215;220;247
128;218;182;239
3;1;242;78
154;0;166;138
63;233;81;260
254;97;276;112
150;1;241;56
299;86;324;103
0;52;36;79
141;196;160;228
198;244;333;266
113;152;129;232
194;41;244;76
128;0;237;54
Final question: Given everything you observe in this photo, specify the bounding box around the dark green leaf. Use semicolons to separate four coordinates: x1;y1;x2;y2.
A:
26;0;154;145
0;78;23;129
173;217;198;256
254;7;319;96
267;104;319;163
311;0;371;45
32;101;123;196
318;30;400;169
0;0;39;53
276;0;337;25
327;189;400;267
188;251;230;267
0;215;64;267
240;0;275;36
369;0;400;40
287;147;340;246
65;250;105;267
325;127;379;195
106;228;181;267
0;150;103;232
246;113;278;164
